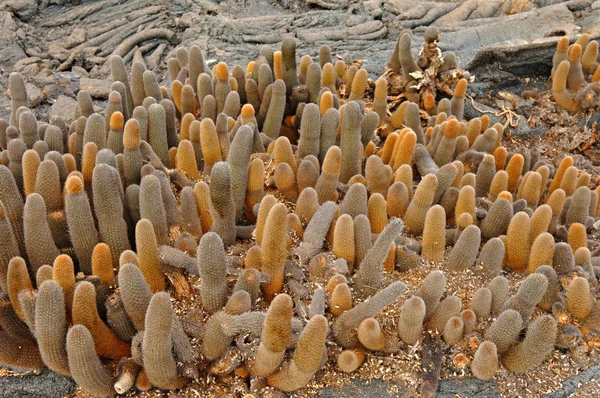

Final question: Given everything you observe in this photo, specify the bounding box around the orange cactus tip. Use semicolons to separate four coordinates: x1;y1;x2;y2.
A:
284;115;295;128
53;253;74;268
569;44;582;62
241;104;255;118
300;55;312;69
320;91;334;115
480;114;490;131
455;79;468;97
215;62;229;80
593;67;600;82
247;61;255;74
445;119;459;138
110;111;124;130
424;93;435;110
123;119;141;149
497;191;512;201
65;175;84;195
557;36;569;53
321;90;333;102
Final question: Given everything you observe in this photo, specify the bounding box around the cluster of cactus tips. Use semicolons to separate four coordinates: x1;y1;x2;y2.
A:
552;33;600;111
0;27;599;397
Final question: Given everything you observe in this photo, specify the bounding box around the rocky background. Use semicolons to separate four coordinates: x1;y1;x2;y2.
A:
1;0;599;124
1;0;600;396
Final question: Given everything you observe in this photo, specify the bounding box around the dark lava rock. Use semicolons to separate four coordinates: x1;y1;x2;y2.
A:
0;368;76;398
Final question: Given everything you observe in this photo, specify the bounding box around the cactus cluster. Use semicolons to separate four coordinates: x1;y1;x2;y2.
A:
551;35;600;111
0;31;599;397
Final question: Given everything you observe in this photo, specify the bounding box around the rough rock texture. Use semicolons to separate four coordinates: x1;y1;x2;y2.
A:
79;77;111;99
542;365;600;398
0;367;76;398
47;95;78;122
0;0;594;137
315;377;502;397
436;379;500;398
316;378;399;397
